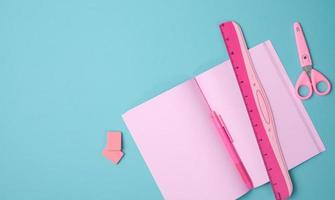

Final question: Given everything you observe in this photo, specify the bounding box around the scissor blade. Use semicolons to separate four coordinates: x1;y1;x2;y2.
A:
294;22;313;67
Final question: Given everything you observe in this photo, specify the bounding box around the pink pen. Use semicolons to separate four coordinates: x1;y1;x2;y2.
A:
211;111;253;189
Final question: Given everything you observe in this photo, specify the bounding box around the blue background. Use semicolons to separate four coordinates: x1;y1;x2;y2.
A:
0;0;334;199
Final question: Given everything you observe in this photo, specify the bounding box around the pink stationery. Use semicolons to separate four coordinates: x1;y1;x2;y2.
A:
220;21;292;199
211;110;253;189
293;22;331;100
122;41;325;200
102;131;124;164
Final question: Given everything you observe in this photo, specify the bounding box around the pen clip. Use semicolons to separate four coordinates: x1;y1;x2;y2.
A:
212;111;234;142
218;114;233;142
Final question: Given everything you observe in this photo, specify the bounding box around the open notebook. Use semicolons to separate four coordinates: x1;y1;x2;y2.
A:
123;41;325;200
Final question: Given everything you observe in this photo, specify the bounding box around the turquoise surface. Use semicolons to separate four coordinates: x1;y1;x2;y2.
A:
0;0;334;199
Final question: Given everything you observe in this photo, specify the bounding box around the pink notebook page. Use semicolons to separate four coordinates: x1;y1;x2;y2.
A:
123;41;325;200
195;41;325;187
123;79;249;199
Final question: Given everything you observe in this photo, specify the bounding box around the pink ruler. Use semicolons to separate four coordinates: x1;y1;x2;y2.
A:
219;21;293;199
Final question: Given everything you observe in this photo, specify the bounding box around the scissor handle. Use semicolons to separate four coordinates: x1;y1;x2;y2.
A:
311;69;332;96
294;22;312;67
295;71;313;100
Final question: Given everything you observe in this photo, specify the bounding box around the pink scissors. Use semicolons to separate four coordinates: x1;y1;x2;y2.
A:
294;22;331;100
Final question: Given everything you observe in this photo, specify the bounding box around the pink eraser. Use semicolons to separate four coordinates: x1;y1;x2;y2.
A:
103;131;124;164
106;131;122;150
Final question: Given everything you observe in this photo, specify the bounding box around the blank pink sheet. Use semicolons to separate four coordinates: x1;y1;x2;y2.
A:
123;41;325;200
